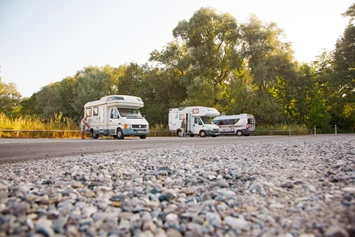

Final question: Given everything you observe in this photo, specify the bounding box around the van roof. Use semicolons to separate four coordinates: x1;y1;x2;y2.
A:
213;114;254;120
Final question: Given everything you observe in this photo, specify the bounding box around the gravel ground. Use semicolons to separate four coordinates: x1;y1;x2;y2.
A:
0;135;354;237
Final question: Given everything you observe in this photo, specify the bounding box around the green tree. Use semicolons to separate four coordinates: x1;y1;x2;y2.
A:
172;7;241;106
307;93;331;133
102;64;123;95
330;3;355;130
0;77;22;115
139;67;173;126
18;93;39;116
342;3;355;20
115;63;144;96
35;83;62;118
34;76;78;120
241;15;295;93
57;76;77;118
149;40;189;107
71;66;112;117
291;64;316;124
239;15;296;124
249;91;285;125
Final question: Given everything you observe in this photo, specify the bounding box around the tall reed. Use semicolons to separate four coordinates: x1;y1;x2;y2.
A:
0;113;79;138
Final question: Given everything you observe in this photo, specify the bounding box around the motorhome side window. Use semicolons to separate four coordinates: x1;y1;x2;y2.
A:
107;96;124;101
194;117;203;125
93;107;98;116
86;108;92;117
110;109;119;119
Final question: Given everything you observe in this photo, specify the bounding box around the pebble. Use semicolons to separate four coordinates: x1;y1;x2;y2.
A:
0;135;354;236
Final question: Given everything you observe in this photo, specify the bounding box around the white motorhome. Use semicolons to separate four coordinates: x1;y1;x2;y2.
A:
212;113;256;136
169;106;220;137
83;95;149;139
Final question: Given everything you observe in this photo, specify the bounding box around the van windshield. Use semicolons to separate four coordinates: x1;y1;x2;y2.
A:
117;108;142;119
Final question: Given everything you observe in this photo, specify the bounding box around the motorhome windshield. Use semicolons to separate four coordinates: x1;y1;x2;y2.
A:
201;116;213;124
117;108;142;119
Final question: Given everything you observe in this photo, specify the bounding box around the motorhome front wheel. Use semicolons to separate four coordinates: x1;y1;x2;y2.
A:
199;130;206;137
117;128;124;139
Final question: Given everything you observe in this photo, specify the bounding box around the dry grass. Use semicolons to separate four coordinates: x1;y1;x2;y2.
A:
1;113;314;138
0;113;80;138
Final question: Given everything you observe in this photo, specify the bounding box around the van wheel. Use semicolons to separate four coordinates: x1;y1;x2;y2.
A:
140;135;147;139
91;130;99;139
117;128;124;139
236;130;243;136
189;134;195;137
199;130;206;137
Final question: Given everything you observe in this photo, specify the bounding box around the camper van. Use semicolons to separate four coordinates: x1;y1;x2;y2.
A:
212;113;255;136
169;106;220;137
83;95;149;139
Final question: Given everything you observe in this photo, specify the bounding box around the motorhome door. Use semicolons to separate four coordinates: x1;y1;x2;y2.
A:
109;108;120;135
192;116;204;135
185;113;192;134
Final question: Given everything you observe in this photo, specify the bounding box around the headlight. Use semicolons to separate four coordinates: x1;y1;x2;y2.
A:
124;124;131;129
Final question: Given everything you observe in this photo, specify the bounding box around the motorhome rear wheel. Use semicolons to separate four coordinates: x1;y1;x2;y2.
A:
91;130;99;139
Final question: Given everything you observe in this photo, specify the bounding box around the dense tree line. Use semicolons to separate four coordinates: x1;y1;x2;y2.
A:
1;4;354;132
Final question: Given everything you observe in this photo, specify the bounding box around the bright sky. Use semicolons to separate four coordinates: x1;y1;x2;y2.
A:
0;0;353;98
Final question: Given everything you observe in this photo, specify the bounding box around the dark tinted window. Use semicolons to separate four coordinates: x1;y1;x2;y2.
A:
107;96;124;101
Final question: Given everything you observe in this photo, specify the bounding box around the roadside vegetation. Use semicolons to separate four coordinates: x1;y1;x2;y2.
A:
1;112;312;138
0;112;79;138
1;4;354;136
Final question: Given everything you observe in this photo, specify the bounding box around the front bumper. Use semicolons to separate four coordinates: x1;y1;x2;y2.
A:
206;129;220;136
123;128;150;136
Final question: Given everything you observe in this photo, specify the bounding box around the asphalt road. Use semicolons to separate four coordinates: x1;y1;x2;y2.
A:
0;135;345;164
